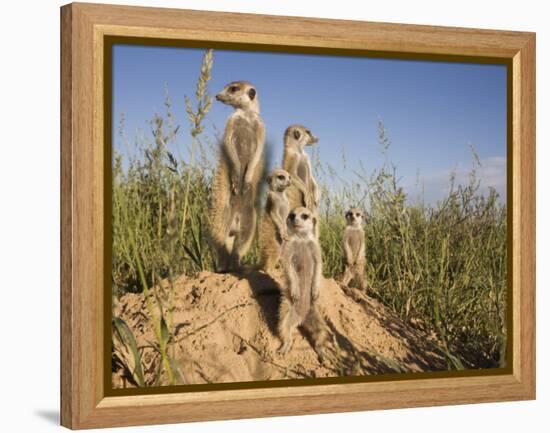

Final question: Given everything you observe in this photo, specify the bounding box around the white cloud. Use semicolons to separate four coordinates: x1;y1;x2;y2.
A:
406;156;506;204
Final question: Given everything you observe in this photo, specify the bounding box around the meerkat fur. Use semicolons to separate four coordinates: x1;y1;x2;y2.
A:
282;125;320;213
342;207;367;290
278;207;326;357
210;81;265;271
259;169;291;273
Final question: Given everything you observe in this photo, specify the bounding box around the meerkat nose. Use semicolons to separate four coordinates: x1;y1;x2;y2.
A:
215;94;223;101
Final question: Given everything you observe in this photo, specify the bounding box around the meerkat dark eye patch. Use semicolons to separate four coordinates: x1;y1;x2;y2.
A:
247;88;256;100
229;86;239;93
301;214;309;220
277;175;285;180
289;213;296;221
293;130;301;140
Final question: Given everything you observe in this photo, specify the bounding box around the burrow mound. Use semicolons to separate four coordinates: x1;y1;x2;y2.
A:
113;270;446;387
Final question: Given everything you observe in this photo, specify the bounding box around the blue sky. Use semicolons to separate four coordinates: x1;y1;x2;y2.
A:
112;44;507;204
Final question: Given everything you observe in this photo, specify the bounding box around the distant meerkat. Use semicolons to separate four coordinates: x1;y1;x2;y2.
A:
278;207;326;357
210;81;265;271
341;208;367;290
282;125;320;213
259;169;291;273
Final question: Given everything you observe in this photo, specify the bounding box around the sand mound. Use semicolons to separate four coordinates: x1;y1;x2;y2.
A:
113;270;446;387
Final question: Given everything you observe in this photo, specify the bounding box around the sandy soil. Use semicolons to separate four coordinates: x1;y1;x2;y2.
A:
112;270;446;387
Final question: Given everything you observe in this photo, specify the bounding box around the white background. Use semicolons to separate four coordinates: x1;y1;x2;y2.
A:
0;0;546;431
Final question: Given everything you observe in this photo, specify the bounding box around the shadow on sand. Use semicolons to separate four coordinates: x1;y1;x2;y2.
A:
240;270;281;337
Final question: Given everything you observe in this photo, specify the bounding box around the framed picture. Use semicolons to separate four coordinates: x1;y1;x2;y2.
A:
60;2;536;429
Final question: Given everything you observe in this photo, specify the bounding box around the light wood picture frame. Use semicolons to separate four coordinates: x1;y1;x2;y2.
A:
60;2;535;429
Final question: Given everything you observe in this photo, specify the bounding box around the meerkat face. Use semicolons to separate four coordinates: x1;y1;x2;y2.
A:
284;125;319;149
287;207;316;237
215;81;258;110
268;169;291;192
345;208;364;227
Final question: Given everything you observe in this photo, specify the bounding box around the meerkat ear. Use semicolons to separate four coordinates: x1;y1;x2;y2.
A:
293;129;301;140
247;88;256;100
312;215;317;230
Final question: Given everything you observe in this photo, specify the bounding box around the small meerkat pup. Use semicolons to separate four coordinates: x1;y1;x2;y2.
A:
260;169;291;273
278;207;326;357
210;81;265;271
341;208;367;290
282;125;320;213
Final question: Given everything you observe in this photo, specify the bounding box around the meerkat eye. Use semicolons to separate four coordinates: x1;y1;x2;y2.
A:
301;214;309;220
277;175;285;180
229;86;239;93
356;213;361;217
289;213;296;220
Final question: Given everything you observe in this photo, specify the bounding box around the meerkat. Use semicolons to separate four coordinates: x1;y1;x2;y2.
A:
341;208;367;290
278;207;326;357
282;125;321;211
210;81;265;271
259;169;291;273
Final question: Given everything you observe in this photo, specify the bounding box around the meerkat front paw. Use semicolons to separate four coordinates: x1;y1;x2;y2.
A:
244;172;254;185
230;179;239;195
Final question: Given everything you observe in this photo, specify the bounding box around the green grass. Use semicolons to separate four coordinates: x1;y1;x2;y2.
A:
313;129;507;369
111;49;507;385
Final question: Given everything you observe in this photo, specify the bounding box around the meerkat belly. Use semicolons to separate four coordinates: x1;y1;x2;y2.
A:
296;158;310;185
231;117;257;166
276;201;290;223
291;243;315;318
349;235;362;257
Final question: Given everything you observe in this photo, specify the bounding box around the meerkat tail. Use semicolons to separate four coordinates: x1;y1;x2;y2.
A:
303;305;327;349
210;160;232;270
278;298;300;354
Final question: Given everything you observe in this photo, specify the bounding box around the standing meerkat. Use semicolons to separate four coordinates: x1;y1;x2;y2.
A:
282;125;320;213
210;81;265;271
341;208;367;290
259;168;291;274
278;207;326;357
